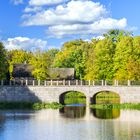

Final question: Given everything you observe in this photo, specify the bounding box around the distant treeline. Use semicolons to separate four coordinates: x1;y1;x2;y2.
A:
0;30;140;80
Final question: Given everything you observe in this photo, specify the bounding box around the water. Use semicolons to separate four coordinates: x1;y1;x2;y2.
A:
0;107;140;140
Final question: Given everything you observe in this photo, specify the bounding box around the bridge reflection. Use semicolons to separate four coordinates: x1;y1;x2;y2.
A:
59;105;120;119
59;106;86;118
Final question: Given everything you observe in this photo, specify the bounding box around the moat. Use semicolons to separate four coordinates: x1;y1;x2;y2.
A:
0;107;140;140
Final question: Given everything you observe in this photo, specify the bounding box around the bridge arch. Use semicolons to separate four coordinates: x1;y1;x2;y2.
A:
59;90;86;105
91;90;120;104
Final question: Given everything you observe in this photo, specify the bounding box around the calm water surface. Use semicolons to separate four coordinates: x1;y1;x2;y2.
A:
0;107;140;140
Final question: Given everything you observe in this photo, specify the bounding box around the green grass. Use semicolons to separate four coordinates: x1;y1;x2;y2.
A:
0;102;63;110
91;103;140;110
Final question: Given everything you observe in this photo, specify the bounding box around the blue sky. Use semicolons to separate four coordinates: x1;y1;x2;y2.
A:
0;0;139;51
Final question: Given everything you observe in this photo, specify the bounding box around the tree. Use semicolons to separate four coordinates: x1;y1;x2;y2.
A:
29;50;50;80
113;36;133;80
7;50;33;79
103;29;132;42
0;42;8;79
89;39;115;80
46;48;59;67
127;36;140;80
53;40;89;79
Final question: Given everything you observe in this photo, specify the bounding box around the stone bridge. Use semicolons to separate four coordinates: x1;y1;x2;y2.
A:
0;79;140;105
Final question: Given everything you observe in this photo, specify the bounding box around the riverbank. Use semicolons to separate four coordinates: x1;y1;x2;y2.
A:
91;103;140;110
0;102;63;110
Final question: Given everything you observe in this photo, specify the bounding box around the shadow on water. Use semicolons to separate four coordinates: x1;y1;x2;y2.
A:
59;105;86;119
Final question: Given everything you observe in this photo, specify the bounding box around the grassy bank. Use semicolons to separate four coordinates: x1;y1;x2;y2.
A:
64;91;86;104
91;103;140;110
0;102;63;110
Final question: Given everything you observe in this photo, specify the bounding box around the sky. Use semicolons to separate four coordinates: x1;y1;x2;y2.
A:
0;0;139;51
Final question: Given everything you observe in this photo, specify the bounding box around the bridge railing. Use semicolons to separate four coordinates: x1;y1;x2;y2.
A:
0;80;140;86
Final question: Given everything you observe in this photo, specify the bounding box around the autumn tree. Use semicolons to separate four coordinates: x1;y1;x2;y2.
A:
0;42;8;79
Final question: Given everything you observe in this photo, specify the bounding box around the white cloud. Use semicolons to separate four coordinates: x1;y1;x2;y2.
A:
11;0;23;5
23;0;107;26
22;0;128;38
29;0;64;6
3;37;48;51
47;18;127;37
24;6;43;13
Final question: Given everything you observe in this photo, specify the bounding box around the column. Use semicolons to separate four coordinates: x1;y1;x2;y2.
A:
76;80;78;86
93;81;95;86
33;80;35;86
128;80;131;86
68;80;71;86
63;80;65;86
57;80;59;86
89;80;91;86
38;80;40;86
44;80;47;86
102;80;104;86
80;80;83;86
25;79;28;86
105;80;107;86
51;80;53;86
85;96;90;120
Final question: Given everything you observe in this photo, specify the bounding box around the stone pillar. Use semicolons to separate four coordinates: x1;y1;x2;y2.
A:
76;80;78;86
89;80;91;86
93;81;95;86
80;80;83;86
51;80;53;86
105;80;107;86
38;80;40;86
57;80;59;86
86;96;90;107
44;81;47;86
25;80;28;86
102;80;104;86
63;80;65;86
128;80;131;86
33;80;35;86
68;80;71;86
85;96;90;120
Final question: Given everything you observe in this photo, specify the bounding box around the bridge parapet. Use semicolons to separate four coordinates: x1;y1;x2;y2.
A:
0;80;140;87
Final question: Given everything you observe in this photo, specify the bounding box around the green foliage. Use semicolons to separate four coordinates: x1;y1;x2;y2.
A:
95;92;120;104
64;91;86;104
113;36;133;80
0;102;63;110
3;29;140;81
90;39;115;80
7;50;33;79
91;103;140;110
0;42;8;79
53;40;91;79
29;50;50;80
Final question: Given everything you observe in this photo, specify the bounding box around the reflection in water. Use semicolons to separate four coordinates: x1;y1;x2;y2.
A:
59;106;86;118
92;108;120;119
1;109;140;140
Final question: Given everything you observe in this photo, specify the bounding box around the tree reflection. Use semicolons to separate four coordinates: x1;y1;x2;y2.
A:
91;108;120;119
59;106;86;118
